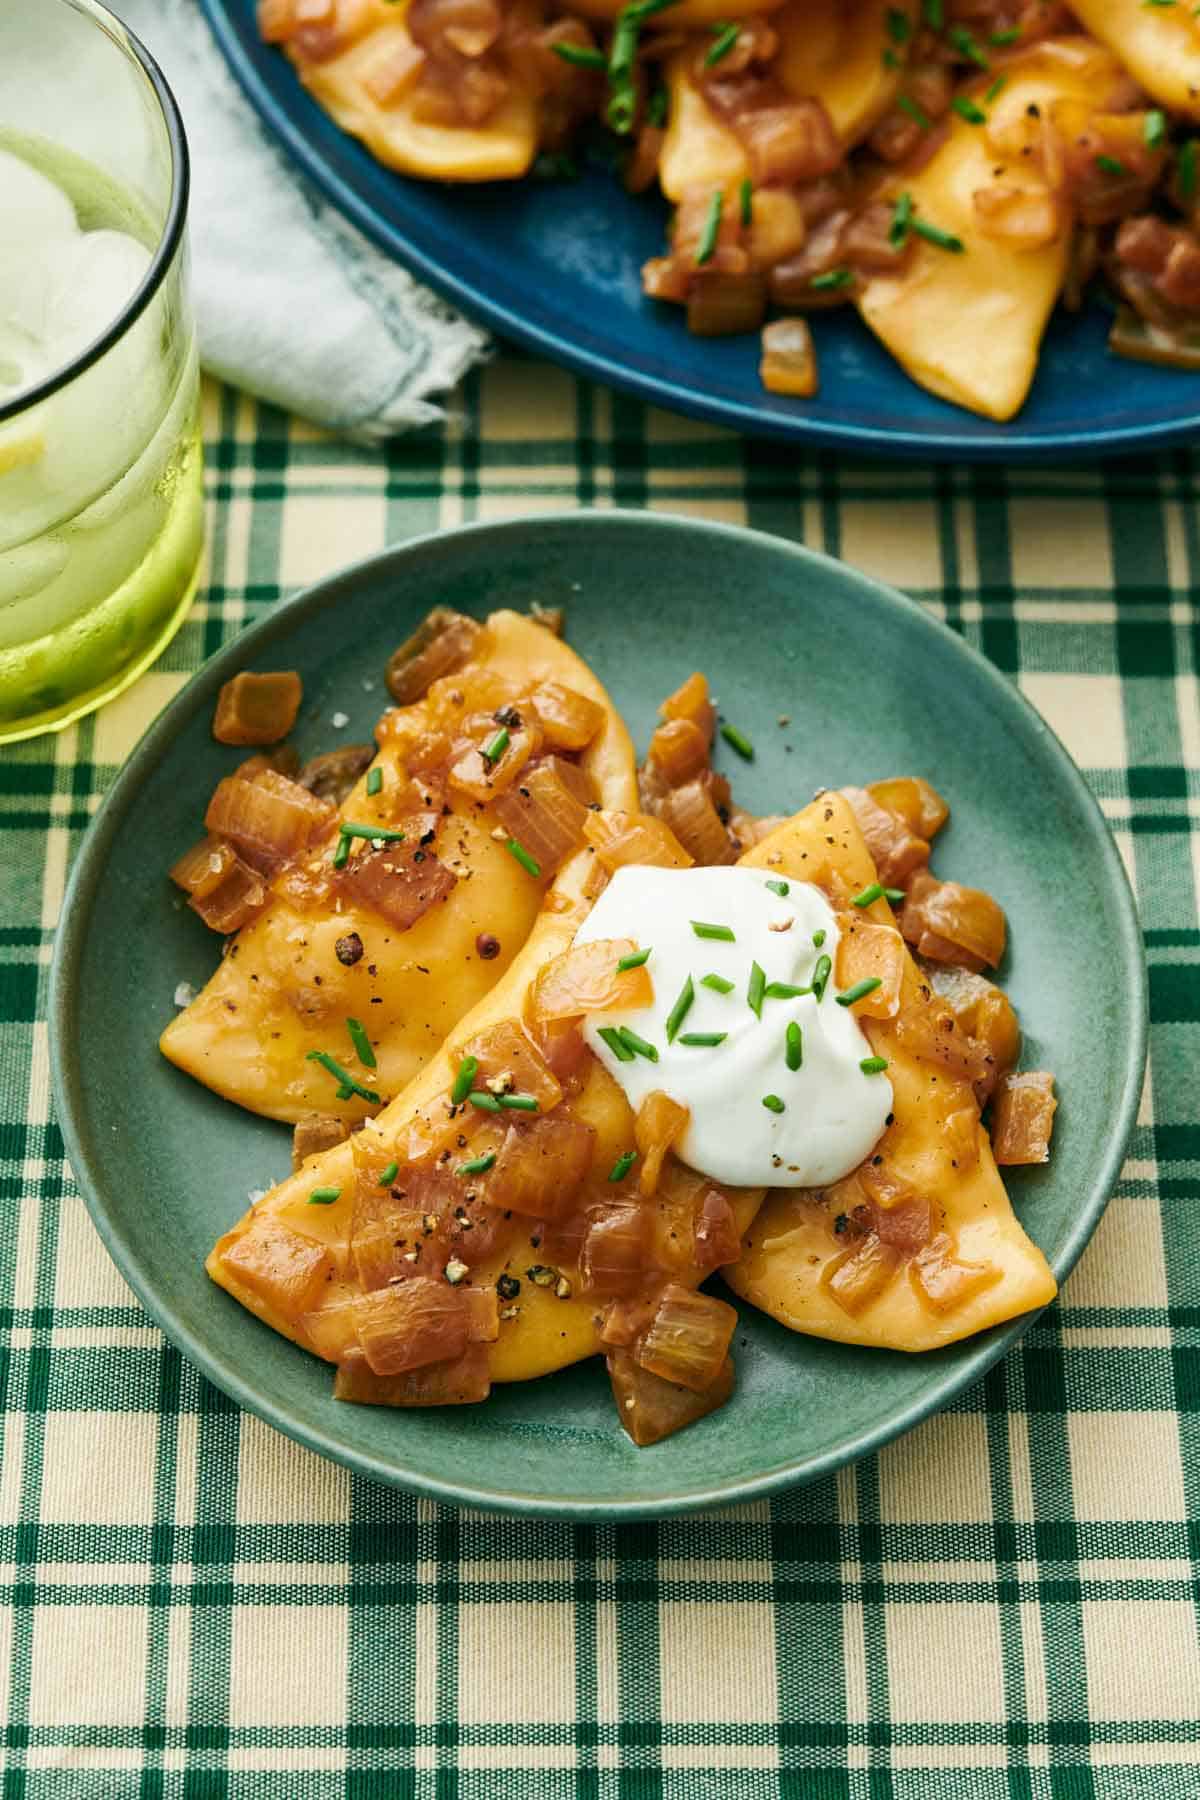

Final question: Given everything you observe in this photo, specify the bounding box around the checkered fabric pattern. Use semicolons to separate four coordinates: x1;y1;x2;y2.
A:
2;363;1198;1797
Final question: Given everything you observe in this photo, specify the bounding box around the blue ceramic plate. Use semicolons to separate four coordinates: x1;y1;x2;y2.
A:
50;513;1147;1517
199;0;1200;459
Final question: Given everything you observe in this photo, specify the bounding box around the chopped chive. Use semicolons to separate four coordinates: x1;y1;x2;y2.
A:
884;887;905;903
747;960;766;1018
505;838;542;878
346;1016;377;1069
785;1020;803;1072
609;1150;638;1182
1145;109;1167;150
704;21;739;66
897;93;930;130
498;1093;539;1111
695;189;723;266
679;1031;728;1047
366;766;383;796
457;1151;497;1176
308;1186;342;1205
1180;139;1197;200
606;85;637;134
810;268;854;291
617;946;652;970
988;24;1018;41
625;0;683;21
335;1084;353;1101
619;1026;659;1063
860;1056;890;1075
719;720;755;759
739;176;752;226
765;878;790;896
852;881;885;908
340;822;407;843
306;1049;381;1105
923;0;943;24
646;84;668;127
598;1024;635;1062
763;980;809;1000
332;832;351;869
451;1054;478;1105
377;1161;399;1187
886;6;910;42
837;976;883;1007
812;929;826;948
889;190;913;245
468;1090;503;1113
1096;154;1127;177
762;1094;785;1114
952;95;987;124
552;41;607;65
665;973;695;1043
701;972;735;993
811;953;832;1002
482;726;510;763
984;73;1006;103
912;217;965;253
948;24;989;66
691;920;736;941
883;45;899;69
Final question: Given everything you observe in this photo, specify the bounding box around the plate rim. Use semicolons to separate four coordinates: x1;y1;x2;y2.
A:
49;508;1149;1518
197;0;1200;462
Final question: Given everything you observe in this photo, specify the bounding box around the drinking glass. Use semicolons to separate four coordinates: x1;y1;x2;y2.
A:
0;0;204;743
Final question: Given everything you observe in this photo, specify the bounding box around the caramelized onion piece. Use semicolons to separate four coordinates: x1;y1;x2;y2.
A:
221;1218;334;1318
835;918;904;1019
608;1349;735;1446
188;852;268;934
760;318;818;398
530;939;654;1024
924;962;1020;1099
212;670;302;746
292;1112;353;1171
661;671;715;746
909;1233;1002;1314
973;182;1062;250
688;270;767;337
990;1070;1056;1166
899;870;1006;972
660;780;736;867
842;785;930;888
528;681;605;752
822;1232;899;1317
647;718;709;788
584;809;693;872
492;760;587;877
354;1276;469;1377
893;988;992;1089
694;1188;741;1274
459;1016;563;1112
634;1091;690;1199
866;776;948;842
170;833;237;900
385;607;483;706
487;1114;596;1217
205;771;334;872
635;1283;737;1393
447;722;543;805
338;836;456;930
334;1341;491;1406
297;744;375;806
580;1205;650;1298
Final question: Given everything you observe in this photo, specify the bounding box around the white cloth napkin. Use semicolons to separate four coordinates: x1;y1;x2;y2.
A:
119;0;490;441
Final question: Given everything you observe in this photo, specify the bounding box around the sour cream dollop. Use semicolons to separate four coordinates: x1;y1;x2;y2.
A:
575;865;893;1190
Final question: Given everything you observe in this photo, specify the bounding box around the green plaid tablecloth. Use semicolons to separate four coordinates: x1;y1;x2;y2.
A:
4;363;1198;1796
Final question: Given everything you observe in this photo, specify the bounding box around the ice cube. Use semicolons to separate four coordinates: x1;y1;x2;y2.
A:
0;149;79;340
40;228;151;364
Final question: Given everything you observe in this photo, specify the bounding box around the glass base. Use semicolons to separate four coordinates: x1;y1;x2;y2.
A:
0;544;203;745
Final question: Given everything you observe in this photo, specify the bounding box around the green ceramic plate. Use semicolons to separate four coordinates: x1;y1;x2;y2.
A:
50;512;1146;1519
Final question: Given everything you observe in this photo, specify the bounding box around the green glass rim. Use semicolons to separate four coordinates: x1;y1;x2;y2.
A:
0;0;191;427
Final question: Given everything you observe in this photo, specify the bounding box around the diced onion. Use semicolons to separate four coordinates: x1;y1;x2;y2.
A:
189;854;269;934
661;672;715;745
990;1070;1057;1166
647;718;709;788
822;1231;899;1317
634;1090;689;1199
353;1276;469;1376
493;759;588;876
898;870;1006;972
529;939;654;1024
459;1016;563;1112
580;1205;650;1297
486;1114;596;1217
338;835;457;930
842;785;931;888
220;1218;335;1320
212;670;302;747
205;771;334;872
608;1348;735;1445
292;1112;352;1171
584;809;693;872
834;918;905;1019
635;1282;736;1392
528;681;606;752
447;722;543;805
659;780;736;866
909;1233;1001;1315
385;607;484;706
760;318;818;398
334;1342;491;1406
866;776;948;843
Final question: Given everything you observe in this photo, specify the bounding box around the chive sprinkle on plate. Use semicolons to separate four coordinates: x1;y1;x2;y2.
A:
457;1151;497;1176
498;1093;539;1111
609;1149;638;1182
860;1056;889;1075
762;1094;785;1114
852;881;884;908
505;838;541;878
366;766;382;796
346;1016;376;1068
691;920;736;941
376;1161;399;1187
450;1055;478;1105
665;974;695;1043
598;1025;635;1062
308;1186;341;1205
679;1031;727;1047
811;953;832;1002
701;972;735;993
306;1048;381;1106
719;721;755;759
618;1026;659;1063
747;960;766;1018
617;946;652;970
836;976;883;1007
786;1020;803;1071
468;1090;504;1113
